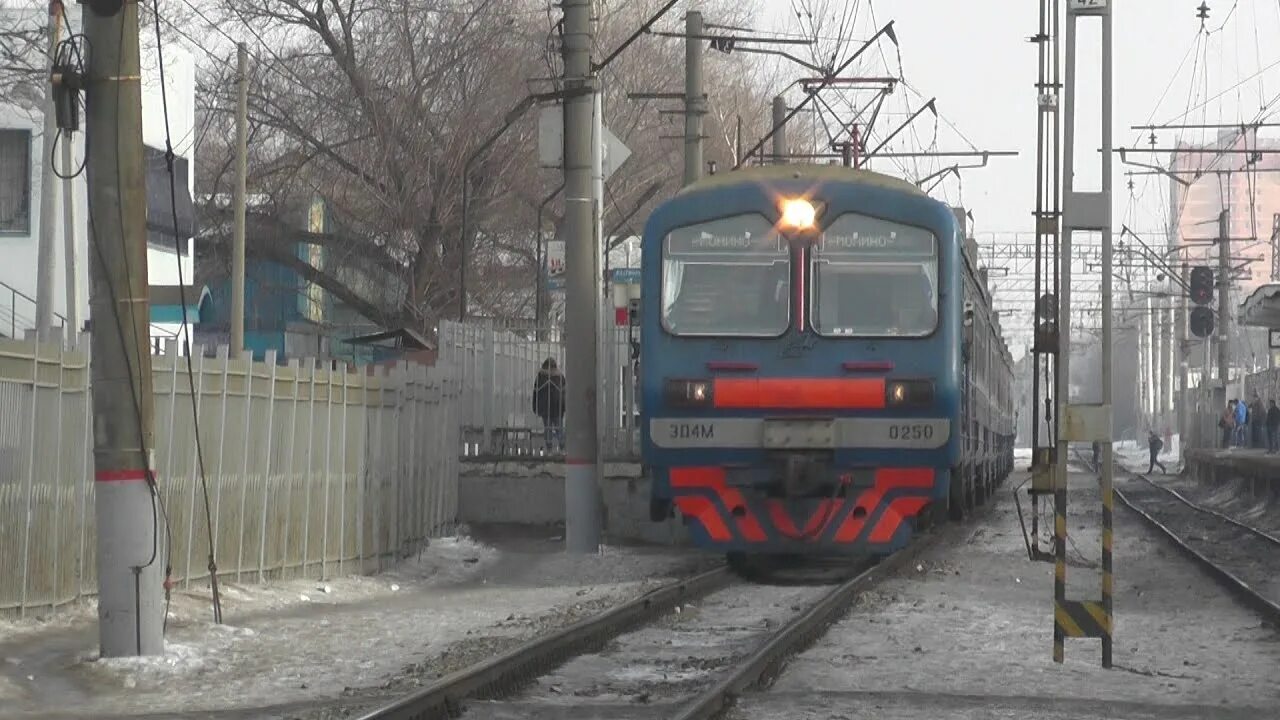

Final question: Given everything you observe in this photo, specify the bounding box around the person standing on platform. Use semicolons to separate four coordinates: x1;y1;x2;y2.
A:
1268;400;1280;454
1220;401;1236;449
1234;398;1248;447
1147;430;1167;474
532;358;566;453
1250;393;1266;448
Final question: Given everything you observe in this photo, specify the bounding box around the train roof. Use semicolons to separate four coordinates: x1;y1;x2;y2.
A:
676;165;1015;360
677;164;928;197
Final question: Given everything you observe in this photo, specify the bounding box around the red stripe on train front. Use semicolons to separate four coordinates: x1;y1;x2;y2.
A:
875;467;935;489
868;497;930;543
673;496;732;541
671;466;935;545
670;467;767;542
711;378;886;410
767;499;844;541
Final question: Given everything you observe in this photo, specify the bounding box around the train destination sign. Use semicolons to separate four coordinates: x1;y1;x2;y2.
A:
817;214;936;258
665;214;785;257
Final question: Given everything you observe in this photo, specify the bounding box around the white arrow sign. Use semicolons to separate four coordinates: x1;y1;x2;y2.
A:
601;124;631;181
537;104;631;181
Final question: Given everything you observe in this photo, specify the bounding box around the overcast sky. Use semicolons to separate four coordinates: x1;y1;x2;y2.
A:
761;0;1280;237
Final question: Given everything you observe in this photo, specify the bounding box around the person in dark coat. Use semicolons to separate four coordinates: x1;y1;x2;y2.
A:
532;358;566;452
1147;430;1167;474
1221;400;1236;449
1251;393;1266;448
1267;400;1280;454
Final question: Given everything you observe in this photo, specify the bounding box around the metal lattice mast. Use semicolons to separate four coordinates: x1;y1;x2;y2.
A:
1054;0;1114;667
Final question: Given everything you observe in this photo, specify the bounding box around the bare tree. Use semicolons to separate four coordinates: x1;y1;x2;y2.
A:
0;3;49;117
193;0;779;331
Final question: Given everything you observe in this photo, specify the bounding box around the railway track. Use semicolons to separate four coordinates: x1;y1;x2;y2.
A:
1065;450;1280;622
348;565;735;720
354;529;952;720
45;568;737;720
1113;468;1280;624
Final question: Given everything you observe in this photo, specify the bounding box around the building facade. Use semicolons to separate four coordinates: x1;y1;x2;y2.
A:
0;6;197;345
1170;130;1280;291
1169;129;1280;380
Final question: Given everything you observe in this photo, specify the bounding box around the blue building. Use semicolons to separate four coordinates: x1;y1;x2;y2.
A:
199;196;411;365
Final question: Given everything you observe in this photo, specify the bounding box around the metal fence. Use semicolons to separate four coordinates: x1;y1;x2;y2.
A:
440;318;640;460
0;337;461;616
1180;368;1280;451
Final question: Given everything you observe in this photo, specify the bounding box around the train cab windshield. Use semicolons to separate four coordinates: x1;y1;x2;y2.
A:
811;213;938;338
661;214;790;336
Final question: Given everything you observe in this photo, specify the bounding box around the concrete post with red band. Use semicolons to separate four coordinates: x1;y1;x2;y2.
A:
84;0;165;657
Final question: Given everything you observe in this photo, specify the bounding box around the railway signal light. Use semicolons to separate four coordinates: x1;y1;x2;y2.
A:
1189;266;1214;305
1189;306;1215;338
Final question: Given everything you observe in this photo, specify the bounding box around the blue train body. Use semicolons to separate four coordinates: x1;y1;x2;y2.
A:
639;165;1014;556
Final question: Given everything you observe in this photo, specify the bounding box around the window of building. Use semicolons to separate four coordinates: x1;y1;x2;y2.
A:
144;144;194;255
0;130;31;235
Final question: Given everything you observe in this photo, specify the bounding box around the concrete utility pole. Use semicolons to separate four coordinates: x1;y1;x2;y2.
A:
561;0;602;553
35;0;65;341
683;11;704;186
1216;208;1230;389
1153;302;1163;420
771;95;787;164
83;0;164;656
1178;263;1189;452
55;0;80;339
1160;303;1172;427
230;43;248;354
61;123;80;338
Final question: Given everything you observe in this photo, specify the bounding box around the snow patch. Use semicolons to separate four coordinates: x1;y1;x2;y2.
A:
0;531;706;717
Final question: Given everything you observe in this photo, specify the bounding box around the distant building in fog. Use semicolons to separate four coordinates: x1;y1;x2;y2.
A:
1169;129;1280;292
1166;129;1280;382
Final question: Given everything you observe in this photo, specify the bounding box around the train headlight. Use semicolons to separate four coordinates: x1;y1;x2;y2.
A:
886;379;934;407
665;379;714;407
779;198;817;231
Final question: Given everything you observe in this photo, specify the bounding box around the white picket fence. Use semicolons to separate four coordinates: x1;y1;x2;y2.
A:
439;319;640;460
0;337;461;616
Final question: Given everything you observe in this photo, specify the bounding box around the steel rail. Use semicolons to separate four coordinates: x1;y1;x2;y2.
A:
355;565;734;720
1114;479;1280;625
672;527;947;720
1130;472;1280;548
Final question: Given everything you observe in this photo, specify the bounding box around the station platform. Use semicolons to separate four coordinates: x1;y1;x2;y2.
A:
458;461;692;546
1183;448;1280;490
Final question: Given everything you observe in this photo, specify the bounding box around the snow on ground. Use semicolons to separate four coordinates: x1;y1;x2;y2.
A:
729;468;1280;720
0;531;713;719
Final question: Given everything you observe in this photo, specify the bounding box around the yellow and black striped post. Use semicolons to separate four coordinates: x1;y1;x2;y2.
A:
1052;454;1115;667
1100;447;1114;667
1051;0;1116;670
1053;477;1066;663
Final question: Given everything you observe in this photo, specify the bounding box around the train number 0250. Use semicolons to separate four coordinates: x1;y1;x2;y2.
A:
888;423;934;441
